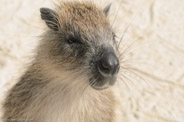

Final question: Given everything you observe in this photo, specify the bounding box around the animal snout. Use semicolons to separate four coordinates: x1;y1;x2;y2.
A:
90;47;120;90
98;52;120;77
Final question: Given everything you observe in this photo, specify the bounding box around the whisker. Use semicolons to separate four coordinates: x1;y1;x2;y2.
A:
91;79;97;89
119;72;136;90
120;41;150;60
117;10;138;49
118;38;139;58
22;35;58;39
78;82;90;100
120;58;153;66
111;1;122;28
122;71;145;93
121;66;152;87
119;75;131;91
120;58;150;63
122;67;146;82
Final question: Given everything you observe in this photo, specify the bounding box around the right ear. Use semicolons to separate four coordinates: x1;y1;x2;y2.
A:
103;3;112;16
40;8;59;31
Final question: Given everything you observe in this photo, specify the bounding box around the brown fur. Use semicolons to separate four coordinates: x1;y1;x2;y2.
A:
56;2;110;34
3;1;121;122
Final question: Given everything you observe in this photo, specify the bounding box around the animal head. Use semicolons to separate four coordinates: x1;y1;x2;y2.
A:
39;2;120;90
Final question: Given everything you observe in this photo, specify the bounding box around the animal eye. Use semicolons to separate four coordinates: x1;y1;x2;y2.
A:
67;39;75;44
66;35;82;45
66;37;78;44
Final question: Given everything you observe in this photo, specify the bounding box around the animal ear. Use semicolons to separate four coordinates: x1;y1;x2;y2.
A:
103;3;112;16
40;8;59;31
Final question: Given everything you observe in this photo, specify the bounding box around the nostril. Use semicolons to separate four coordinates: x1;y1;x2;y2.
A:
99;60;111;74
98;53;119;76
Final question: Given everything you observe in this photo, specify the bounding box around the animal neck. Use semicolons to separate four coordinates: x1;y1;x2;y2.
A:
25;61;116;122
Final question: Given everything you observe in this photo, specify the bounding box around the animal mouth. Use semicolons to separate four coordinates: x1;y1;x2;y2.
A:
89;77;117;90
91;85;109;90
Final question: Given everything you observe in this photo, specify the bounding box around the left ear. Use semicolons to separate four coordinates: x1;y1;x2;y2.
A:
40;7;59;31
103;3;112;16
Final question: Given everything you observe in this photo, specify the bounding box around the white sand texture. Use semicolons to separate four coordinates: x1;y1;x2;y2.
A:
0;0;184;121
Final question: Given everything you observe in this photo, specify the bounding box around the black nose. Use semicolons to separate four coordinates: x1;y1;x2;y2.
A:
98;53;119;77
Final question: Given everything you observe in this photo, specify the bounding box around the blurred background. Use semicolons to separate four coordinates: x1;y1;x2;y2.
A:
0;0;184;121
